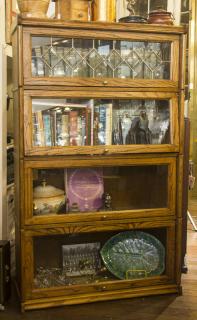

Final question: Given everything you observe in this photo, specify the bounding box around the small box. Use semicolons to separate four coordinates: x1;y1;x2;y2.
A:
0;241;11;310
55;0;90;21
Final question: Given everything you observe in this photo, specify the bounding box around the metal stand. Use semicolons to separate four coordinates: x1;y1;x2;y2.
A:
187;210;197;231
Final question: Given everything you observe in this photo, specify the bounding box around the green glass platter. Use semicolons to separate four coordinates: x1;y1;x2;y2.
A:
100;231;165;280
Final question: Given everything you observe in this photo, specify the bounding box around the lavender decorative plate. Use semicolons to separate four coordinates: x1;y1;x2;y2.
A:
100;231;165;280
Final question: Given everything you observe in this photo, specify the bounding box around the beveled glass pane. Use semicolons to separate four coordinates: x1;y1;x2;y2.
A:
31;98;171;147
31;36;171;80
32;164;168;216
33;228;166;288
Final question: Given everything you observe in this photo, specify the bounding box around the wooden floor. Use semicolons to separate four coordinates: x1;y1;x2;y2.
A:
1;206;197;319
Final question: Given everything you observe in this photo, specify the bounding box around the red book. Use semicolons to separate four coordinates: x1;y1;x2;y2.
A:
69;111;78;146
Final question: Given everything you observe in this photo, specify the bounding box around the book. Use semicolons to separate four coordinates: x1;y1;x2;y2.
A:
69;110;78;146
32;102;92;148
32;110;45;146
61;113;70;146
65;168;104;212
42;112;52;146
93;103;112;145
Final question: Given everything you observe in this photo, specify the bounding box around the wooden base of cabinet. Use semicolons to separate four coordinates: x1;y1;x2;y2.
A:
21;284;180;311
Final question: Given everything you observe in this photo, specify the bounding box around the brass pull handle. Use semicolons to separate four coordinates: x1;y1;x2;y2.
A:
103;81;108;85
103;149;109;154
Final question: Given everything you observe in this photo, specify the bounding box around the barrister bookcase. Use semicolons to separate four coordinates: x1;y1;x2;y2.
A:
12;17;186;311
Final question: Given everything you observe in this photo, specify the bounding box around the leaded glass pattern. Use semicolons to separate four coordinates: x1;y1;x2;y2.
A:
32;36;171;79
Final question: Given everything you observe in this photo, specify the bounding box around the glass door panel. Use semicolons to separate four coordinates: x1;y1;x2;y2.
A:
31;36;171;80
31;98;171;148
33;228;167;289
32;165;168;217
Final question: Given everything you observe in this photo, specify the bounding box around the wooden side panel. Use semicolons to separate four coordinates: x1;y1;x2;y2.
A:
179;91;185;156
21;231;34;300
177;155;184;219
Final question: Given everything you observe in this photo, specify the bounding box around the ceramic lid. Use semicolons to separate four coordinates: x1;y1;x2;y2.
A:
33;180;64;198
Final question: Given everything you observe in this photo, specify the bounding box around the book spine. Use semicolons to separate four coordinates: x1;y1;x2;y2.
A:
61;113;70;146
69;111;78;146
43;113;52;146
105;104;112;145
32;112;40;146
36;110;45;146
81;114;86;146
93;106;100;145
77;115;82;146
98;105;106;145
56;112;63;146
50;109;57;146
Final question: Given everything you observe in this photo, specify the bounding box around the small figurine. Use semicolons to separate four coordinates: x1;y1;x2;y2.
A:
70;202;80;213
119;0;147;23
126;0;136;16
102;193;112;211
126;110;152;144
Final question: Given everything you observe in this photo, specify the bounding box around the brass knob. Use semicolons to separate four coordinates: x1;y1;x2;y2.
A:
103;149;109;154
103;215;107;219
102;286;106;290
103;81;108;85
78;13;83;18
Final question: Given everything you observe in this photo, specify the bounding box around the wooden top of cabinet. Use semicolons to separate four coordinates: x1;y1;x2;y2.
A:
14;16;187;35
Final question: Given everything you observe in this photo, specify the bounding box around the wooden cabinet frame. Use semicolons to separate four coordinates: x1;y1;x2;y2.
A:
23;90;180;156
18;21;184;89
22;156;176;226
20;218;177;310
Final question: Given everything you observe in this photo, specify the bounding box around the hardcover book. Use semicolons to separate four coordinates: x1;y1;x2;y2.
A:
65;168;104;212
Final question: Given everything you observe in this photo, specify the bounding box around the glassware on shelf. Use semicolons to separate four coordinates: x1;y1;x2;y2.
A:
100;231;165;280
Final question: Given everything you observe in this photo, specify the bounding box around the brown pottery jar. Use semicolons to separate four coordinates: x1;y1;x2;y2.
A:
147;9;174;25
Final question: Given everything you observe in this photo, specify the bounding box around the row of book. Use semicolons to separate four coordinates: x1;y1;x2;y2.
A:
32;103;113;147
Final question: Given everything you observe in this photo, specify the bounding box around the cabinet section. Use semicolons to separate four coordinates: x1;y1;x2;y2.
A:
23;91;179;156
21;218;177;309
23;156;176;226
21;24;181;88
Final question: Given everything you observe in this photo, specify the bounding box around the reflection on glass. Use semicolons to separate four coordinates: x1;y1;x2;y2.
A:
32;165;168;216
31;36;171;79
149;0;167;11
31;98;171;148
33;229;166;288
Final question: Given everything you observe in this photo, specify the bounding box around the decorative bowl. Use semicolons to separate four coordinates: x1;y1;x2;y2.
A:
33;181;65;215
